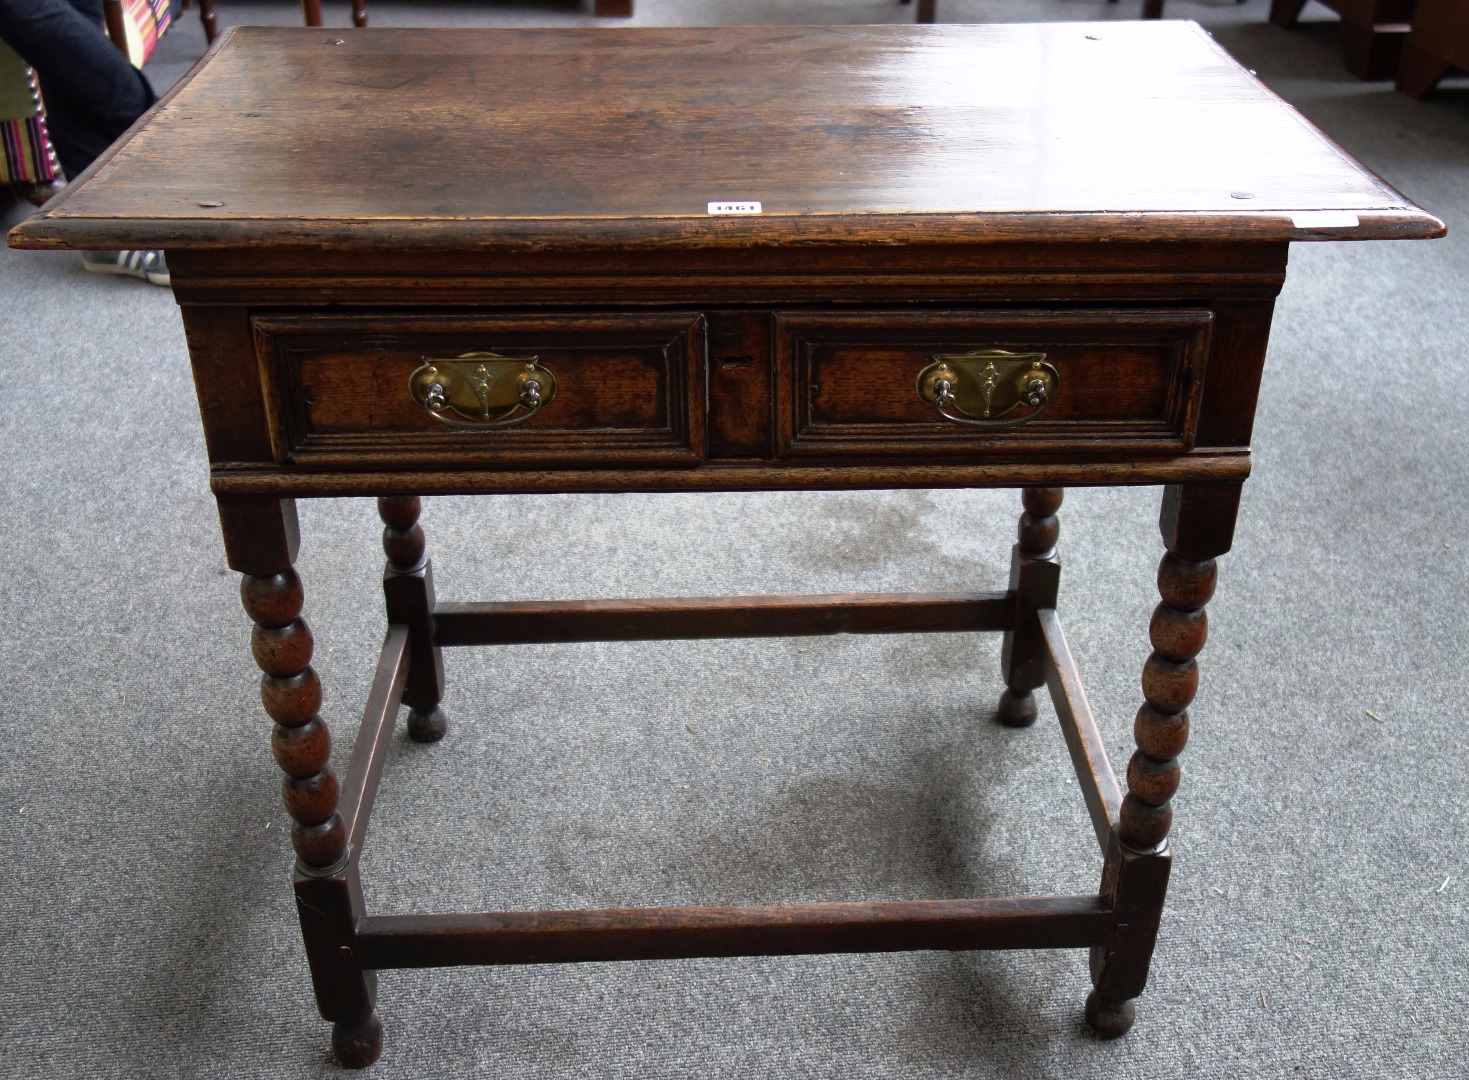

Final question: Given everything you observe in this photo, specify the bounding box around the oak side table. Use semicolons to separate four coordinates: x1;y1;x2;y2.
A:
11;22;1442;1068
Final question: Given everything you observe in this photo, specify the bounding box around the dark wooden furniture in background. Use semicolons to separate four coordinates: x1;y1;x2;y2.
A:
10;21;1441;1070
917;0;1187;18
178;0;1217;41
915;0;1247;19
1397;0;1469;96
102;0;218;53
179;0;630;43
172;0;221;44
1270;0;1418;78
265;0;1186;33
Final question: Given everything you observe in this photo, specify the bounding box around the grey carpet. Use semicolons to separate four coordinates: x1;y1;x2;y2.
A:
2;1;1467;1076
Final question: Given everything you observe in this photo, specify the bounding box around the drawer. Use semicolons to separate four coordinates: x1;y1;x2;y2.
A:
252;312;705;468
774;309;1212;460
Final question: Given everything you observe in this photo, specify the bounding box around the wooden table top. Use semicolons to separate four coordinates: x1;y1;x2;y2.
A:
10;21;1442;252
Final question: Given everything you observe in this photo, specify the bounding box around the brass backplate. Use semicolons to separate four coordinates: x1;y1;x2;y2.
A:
408;352;556;426
916;349;1056;422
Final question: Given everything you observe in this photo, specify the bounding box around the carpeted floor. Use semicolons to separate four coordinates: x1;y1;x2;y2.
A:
1;1;1466;1077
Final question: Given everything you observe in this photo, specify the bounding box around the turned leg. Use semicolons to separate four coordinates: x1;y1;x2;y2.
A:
223;495;382;1068
595;0;633;15
379;496;447;743
300;0;322;27
997;487;1063;728
351;0;367;27
1086;482;1240;1038
916;0;936;23
1141;0;1164;19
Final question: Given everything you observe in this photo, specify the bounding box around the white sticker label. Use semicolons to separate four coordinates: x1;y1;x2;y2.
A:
708;201;762;215
1291;211;1360;229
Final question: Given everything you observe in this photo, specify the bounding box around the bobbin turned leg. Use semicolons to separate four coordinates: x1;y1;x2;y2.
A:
997;487;1063;727
378;496;448;743
1086;482;1240;1038
221;495;382;1068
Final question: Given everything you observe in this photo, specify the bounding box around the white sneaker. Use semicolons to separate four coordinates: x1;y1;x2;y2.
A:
81;249;171;287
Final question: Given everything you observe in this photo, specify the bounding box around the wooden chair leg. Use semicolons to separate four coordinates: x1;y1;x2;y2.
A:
102;0;128;54
595;0;633;15
1397;42;1452;98
917;0;937;22
1141;0;1165;18
352;0;367;27
379;497;448;743
996;487;1062;728
1085;482;1240;1037
300;0;323;27
197;0;217;44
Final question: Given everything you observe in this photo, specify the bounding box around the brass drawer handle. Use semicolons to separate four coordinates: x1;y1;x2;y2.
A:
916;349;1058;428
409;352;557;429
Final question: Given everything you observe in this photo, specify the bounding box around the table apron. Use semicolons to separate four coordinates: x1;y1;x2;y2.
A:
207;454;1250;498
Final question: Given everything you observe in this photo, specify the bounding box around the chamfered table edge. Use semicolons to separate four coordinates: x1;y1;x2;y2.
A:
6;24;1446;253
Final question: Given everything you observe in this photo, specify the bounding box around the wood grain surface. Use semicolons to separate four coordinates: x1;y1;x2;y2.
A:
9;22;1442;251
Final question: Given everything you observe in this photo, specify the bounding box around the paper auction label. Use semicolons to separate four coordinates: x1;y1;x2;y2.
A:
708;201;762;215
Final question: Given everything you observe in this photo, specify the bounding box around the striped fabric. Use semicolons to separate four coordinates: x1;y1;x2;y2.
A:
0;54;59;184
1;116;60;183
0;0;170;184
119;0;173;67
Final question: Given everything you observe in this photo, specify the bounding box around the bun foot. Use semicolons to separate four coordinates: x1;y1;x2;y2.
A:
1084;991;1136;1039
332;1010;384;1068
996;687;1039;728
407;706;448;743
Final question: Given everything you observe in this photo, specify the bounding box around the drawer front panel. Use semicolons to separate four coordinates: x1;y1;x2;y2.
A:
253;312;705;467
775;309;1212;459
